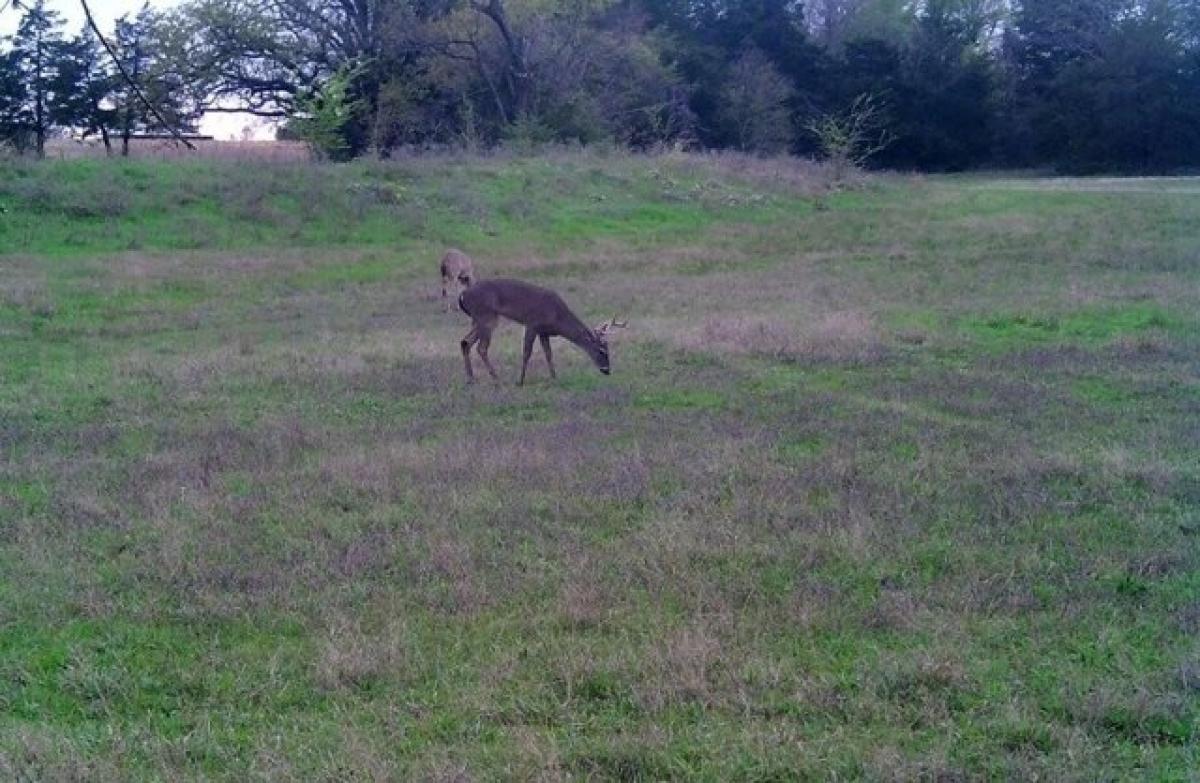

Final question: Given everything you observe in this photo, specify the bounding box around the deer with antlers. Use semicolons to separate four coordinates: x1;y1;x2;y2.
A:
458;278;626;384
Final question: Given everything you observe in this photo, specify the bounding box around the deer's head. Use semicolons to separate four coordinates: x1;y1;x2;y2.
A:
591;318;627;375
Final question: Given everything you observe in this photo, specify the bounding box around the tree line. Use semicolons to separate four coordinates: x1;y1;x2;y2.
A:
3;0;1199;172
1;0;197;156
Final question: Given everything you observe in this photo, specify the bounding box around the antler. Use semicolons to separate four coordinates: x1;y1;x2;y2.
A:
595;316;629;336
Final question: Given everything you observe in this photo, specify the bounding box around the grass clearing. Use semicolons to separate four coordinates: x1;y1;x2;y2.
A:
1;156;1198;779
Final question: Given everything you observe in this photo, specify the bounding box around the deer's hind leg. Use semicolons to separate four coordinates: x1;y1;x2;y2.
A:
474;317;500;382
538;333;557;379
518;328;538;386
460;325;479;382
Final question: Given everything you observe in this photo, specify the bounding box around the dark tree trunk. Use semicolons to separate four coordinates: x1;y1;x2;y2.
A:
122;40;142;157
34;37;45;157
475;0;531;120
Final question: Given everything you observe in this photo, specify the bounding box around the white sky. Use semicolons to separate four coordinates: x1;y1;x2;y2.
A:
0;0;159;35
1;0;275;139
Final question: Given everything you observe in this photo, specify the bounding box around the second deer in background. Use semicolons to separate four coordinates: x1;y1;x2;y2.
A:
439;249;476;312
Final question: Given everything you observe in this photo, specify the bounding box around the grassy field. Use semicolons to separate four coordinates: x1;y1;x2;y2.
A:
0;152;1197;780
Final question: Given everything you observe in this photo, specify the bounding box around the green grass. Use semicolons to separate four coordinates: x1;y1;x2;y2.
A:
1;155;1198;780
0;154;802;259
963;303;1179;351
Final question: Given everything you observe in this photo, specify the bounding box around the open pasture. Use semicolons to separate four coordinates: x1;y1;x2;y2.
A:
0;154;1197;780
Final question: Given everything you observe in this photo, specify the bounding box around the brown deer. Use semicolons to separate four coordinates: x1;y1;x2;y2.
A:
458;278;626;384
439;249;476;312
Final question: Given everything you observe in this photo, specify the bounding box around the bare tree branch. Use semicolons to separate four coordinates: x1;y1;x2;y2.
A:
807;93;894;179
77;0;196;148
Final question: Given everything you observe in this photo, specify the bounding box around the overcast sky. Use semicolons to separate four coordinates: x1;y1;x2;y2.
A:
2;0;273;139
0;0;172;41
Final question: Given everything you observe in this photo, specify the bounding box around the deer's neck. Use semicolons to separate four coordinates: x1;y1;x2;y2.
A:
558;310;598;356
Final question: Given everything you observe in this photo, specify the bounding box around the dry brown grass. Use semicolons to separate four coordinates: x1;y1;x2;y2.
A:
559;560;611;630
315;618;410;692
641;623;726;709
0;728;123;783
682;309;886;364
665;148;868;195
44;138;311;162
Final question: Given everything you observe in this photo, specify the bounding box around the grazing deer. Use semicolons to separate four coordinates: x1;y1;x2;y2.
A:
439;249;476;312
458;278;626;384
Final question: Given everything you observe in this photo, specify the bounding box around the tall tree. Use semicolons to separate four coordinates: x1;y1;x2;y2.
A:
109;6;199;156
895;0;993;169
438;0;690;147
1045;1;1200;171
0;49;29;149
168;0;391;120
1006;0;1117;162
50;27;117;152
640;0;823;147
1008;0;1200;170
98;0;1200;169
718;48;794;152
8;0;66;156
822;0;993;170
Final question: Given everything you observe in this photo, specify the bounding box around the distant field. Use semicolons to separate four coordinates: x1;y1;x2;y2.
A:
0;154;1197;780
42;138;311;163
976;176;1200;194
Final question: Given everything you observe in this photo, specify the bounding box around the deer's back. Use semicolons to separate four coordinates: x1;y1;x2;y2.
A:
440;249;473;276
460;278;569;327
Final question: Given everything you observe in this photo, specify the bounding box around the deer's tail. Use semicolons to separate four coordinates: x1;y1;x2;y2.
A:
458;292;471;317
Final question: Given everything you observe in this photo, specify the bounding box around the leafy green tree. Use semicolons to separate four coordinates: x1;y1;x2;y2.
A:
1008;0;1200;171
894;0;993;169
290;64;367;159
819;0;993;170
169;0;393;123
640;0;823;149
1045;3;1200;171
0;49;29;149
7;0;67;156
109;5;199;156
135;0;1200;169
718;48;795;153
367;0;689;149
50;28;117;152
1006;0;1119;163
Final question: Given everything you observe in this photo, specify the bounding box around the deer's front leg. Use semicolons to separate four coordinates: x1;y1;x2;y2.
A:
518;328;537;385
538;333;556;379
